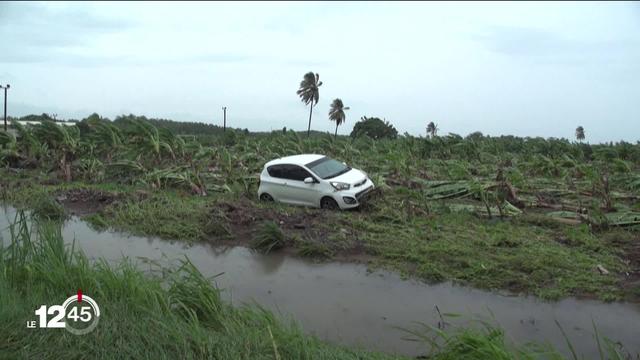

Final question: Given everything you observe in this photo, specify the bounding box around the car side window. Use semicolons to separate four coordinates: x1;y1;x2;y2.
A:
267;165;286;178
268;164;313;181
291;165;313;181
278;165;312;181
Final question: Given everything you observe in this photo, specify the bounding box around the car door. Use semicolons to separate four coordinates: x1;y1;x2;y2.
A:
281;165;320;206
265;164;289;201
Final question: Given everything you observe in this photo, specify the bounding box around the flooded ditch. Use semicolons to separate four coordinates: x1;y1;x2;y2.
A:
1;205;638;358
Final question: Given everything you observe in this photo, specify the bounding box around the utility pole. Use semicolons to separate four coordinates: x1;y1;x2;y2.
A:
0;84;9;131
222;106;227;132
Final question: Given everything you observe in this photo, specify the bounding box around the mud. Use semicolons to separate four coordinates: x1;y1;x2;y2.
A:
206;198;367;257
55;188;121;216
618;234;640;301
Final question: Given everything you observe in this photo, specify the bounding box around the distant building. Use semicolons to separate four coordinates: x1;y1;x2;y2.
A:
4;120;76;136
12;121;76;127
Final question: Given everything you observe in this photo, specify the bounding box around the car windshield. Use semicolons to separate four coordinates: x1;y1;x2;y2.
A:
306;157;351;179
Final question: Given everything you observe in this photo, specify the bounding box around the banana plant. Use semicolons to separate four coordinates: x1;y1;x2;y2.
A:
121;119;175;163
107;159;147;184
0;131;20;167
11;120;46;165
159;168;207;196
87;119;123;162
79;158;104;182
33;121;80;181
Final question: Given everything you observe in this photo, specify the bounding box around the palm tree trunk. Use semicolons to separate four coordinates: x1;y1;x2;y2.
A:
307;103;313;137
334;123;338;139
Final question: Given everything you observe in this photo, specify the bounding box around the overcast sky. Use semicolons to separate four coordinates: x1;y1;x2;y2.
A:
1;1;639;142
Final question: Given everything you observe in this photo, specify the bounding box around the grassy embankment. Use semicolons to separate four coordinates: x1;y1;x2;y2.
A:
1;211;593;360
0;165;636;302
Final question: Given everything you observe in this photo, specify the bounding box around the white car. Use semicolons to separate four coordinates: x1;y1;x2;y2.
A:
258;154;375;209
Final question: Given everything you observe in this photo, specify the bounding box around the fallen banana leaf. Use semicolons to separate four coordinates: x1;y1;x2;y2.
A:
422;181;473;200
604;211;640;227
448;201;522;217
536;188;575;197
546;211;585;225
546;210;640;227
547;211;581;218
609;191;639;200
206;184;232;193
535;202;586;213
420;180;459;188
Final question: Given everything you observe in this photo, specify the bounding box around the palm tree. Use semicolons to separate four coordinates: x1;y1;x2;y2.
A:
427;121;439;137
575;126;585;142
328;98;349;139
296;72;322;137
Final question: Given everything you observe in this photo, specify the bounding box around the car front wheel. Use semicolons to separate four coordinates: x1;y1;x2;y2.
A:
320;197;339;210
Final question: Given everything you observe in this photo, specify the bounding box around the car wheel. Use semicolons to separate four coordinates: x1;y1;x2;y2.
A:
260;193;274;202
320;197;339;210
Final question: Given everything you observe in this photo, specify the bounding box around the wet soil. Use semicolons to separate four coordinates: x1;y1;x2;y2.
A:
203;198;375;263
55;188;121;216
616;235;640;301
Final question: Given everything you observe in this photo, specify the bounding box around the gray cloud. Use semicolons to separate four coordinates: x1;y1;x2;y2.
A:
0;3;308;67
0;48;326;68
474;25;639;66
0;50;133;67
0;2;133;34
476;26;582;56
0;2;135;63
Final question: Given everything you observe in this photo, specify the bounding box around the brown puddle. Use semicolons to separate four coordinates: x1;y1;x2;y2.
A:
1;205;639;358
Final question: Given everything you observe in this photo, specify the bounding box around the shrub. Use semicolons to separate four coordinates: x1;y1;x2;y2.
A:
350;116;398;140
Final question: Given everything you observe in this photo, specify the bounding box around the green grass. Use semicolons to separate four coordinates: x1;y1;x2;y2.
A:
296;237;334;259
251;221;286;253
98;192;210;242
351;204;626;300
0;212;395;359
1;211;632;359
31;194;67;221
0;169;635;301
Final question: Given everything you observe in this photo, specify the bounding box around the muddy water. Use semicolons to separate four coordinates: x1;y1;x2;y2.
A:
1;206;639;358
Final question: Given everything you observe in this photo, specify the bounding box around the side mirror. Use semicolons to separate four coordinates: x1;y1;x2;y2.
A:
342;162;347;166
304;177;315;184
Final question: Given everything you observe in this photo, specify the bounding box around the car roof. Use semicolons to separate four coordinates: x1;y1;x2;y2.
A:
265;154;325;167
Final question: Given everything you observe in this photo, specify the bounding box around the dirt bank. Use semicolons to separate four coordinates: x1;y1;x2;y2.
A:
205;198;370;261
55;188;121;216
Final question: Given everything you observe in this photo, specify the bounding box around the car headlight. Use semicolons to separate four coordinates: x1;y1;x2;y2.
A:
330;182;350;191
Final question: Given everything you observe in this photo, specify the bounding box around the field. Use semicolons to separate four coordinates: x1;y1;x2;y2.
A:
1;118;639;301
0;117;639;357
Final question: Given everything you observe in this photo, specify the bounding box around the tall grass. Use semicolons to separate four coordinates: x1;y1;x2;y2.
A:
0;212;390;359
397;316;631;360
251;221;286;254
0;212;635;359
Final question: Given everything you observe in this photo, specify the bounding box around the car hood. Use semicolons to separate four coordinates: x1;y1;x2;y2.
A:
329;168;367;185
